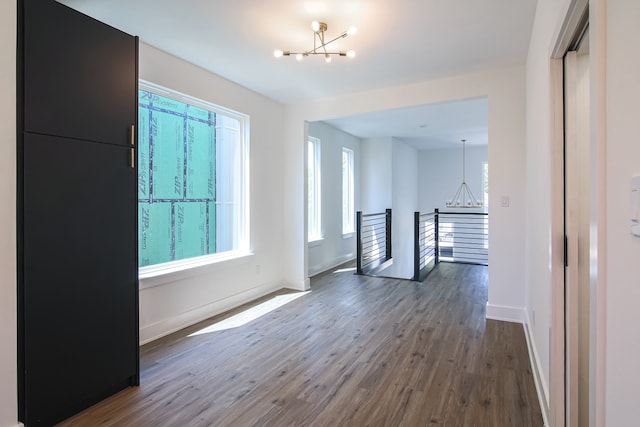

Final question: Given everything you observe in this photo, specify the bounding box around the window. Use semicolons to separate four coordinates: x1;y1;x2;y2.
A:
308;136;322;241
138;81;248;269
342;147;355;235
482;161;489;249
482;161;489;209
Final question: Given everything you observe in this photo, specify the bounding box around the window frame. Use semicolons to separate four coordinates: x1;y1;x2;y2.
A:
308;136;322;242
342;147;355;236
138;80;250;278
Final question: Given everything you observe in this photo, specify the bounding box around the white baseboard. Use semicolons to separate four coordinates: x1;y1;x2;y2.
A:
485;303;525;323
486;304;550;426
139;281;281;344
308;256;355;278
523;311;550;427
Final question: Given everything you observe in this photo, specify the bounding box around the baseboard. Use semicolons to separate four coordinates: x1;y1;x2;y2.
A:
485;303;525;323
308;256;355;278
139;281;281;344
523;311;550;427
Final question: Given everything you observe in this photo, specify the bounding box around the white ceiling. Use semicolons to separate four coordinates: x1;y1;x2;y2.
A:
60;0;537;149
322;96;489;150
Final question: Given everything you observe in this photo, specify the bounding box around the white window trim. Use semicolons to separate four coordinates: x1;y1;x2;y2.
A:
137;80;251;276
342;147;355;235
308;136;322;242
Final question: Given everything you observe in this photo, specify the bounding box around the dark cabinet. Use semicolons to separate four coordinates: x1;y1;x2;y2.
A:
23;0;137;146
22;134;138;425
18;0;139;425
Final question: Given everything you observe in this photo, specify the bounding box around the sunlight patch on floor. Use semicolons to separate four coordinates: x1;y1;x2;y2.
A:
333;267;356;273
188;291;311;336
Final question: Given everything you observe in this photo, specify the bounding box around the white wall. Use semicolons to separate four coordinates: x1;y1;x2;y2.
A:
307;121;361;276
418;145;488;213
0;1;17;425
283;67;527;321
391;139;418;278
604;1;640;424
359;137;418;279
524;0;572;415
138;44;287;343
360;138;393;213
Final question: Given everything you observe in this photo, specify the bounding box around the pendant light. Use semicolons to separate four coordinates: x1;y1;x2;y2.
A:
445;139;483;208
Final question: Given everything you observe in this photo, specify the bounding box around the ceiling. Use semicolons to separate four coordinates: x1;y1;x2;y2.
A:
60;0;537;149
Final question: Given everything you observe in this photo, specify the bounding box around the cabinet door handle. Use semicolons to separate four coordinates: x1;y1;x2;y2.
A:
130;124;135;146
130;148;135;168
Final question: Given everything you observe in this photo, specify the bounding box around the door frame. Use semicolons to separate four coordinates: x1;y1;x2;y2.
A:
549;1;607;426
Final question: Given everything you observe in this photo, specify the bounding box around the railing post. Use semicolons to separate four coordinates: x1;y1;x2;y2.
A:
434;208;439;265
385;208;392;261
356;211;363;274
413;211;420;281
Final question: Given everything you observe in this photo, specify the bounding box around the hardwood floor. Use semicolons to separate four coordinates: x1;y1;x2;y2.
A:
58;263;542;426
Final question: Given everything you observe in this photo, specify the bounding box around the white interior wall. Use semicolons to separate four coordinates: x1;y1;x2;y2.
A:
418;145;488;213
360;138;393;213
391;139;418;278
137;44;287;343
307;121;361;276
524;0;573;413
0;1;17;425
604;1;640;424
283;67;527;322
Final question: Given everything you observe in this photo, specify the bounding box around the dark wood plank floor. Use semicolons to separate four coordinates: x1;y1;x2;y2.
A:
58;263;542;426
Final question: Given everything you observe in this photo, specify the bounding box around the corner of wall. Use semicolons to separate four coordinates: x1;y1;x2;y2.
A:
523;309;551;427
485;303;525;323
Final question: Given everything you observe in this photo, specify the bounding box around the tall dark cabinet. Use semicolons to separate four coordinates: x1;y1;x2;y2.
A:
18;1;139;425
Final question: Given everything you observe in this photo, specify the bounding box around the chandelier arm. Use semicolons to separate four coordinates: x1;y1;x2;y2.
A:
288;50;347;56
463;183;482;205
276;22;353;59
321;32;349;47
451;183;464;204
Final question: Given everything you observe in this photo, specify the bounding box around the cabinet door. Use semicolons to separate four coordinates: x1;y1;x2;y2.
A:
23;0;137;146
22;134;138;426
19;0;139;425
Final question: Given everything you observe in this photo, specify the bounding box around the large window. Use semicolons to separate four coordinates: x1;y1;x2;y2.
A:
342;147;355;235
308;136;322;242
138;82;248;270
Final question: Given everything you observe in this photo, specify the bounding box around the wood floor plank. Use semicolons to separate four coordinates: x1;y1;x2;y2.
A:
58;262;543;426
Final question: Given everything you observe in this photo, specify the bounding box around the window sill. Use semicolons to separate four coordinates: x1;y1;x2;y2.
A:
342;232;355;239
139;250;253;290
308;238;324;248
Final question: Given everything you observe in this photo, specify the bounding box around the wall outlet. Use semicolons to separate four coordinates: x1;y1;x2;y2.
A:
501;195;510;207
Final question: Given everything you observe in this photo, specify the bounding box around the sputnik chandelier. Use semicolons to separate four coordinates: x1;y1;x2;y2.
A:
274;21;357;62
445;139;484;208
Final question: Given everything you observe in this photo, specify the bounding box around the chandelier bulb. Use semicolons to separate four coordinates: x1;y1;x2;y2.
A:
347;25;358;36
311;21;321;32
346;50;356;58
296;53;304;61
325;55;332;63
274;49;284;58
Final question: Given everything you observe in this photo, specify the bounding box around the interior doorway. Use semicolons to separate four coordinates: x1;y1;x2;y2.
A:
563;29;591;427
550;1;592;426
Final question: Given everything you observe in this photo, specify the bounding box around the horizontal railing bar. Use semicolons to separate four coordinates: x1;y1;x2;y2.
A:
438;212;488;216
361;238;386;248
361;212;387;219
361;222;386;229
362;218;386;227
